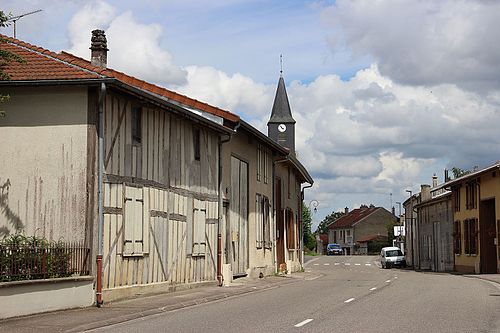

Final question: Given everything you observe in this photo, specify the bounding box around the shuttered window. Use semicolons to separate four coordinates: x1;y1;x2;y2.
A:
464;218;477;255
257;146;262;182
465;182;477;210
124;185;144;256
453;220;461;255
192;206;206;256
255;194;271;249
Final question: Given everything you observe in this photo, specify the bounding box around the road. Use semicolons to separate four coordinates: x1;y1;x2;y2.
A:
91;255;500;333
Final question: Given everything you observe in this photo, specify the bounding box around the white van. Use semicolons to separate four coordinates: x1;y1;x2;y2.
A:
380;246;406;269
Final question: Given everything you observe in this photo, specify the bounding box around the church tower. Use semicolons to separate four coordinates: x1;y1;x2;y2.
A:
267;71;296;154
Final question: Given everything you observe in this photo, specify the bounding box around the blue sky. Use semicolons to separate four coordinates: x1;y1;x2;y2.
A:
2;0;500;229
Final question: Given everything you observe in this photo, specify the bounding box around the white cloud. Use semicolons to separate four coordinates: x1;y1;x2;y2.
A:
321;0;500;91
67;1;187;85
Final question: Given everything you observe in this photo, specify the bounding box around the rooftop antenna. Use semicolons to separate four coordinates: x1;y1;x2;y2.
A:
7;9;42;38
280;54;283;77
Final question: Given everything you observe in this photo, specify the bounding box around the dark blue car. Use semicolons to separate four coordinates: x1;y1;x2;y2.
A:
326;243;343;255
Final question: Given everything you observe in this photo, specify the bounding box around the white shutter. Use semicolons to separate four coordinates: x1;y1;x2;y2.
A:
192;200;206;256
124;185;144;256
256;194;263;248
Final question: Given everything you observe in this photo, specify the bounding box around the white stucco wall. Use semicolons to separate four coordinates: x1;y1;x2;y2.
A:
0;86;89;241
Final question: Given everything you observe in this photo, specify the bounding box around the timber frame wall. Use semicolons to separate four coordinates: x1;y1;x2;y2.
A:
100;90;220;295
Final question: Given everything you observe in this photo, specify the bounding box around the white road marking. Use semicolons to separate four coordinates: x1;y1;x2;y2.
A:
294;319;313;327
344;298;355;303
334;263;340;265
313;263;319;266
385;280;391;283
324;263;330;266
365;263;371;266
369;287;377;291
345;263;351;266
355;263;361;266
394;276;398;279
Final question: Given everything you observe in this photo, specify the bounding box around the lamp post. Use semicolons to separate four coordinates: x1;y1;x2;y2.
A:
309;200;319;214
406;190;413;268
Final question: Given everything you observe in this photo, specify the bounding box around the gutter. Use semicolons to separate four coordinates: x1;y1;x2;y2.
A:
217;133;232;286
96;82;106;307
300;183;314;265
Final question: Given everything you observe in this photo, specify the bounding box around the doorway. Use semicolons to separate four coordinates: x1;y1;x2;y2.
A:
479;199;497;273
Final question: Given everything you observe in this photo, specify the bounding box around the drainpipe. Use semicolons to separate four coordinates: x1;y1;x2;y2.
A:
217;134;231;286
96;82;106;307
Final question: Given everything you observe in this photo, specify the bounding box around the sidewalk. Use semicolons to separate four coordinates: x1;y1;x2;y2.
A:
0;272;317;333
463;274;500;288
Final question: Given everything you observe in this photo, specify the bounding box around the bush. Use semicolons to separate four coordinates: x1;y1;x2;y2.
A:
0;234;71;282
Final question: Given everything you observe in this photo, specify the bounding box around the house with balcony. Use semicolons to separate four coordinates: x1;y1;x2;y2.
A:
328;206;396;255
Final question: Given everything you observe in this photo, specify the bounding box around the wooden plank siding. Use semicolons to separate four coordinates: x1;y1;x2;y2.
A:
101;92;219;291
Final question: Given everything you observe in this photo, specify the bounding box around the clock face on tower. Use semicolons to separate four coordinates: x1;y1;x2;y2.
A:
278;123;287;133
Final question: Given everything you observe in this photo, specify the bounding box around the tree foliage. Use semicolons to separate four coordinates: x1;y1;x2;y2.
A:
316;210;345;234
302;202;316;251
451;167;471;179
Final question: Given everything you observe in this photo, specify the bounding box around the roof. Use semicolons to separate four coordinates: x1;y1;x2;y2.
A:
0;34;239;125
329;207;381;229
442;161;500;188
357;234;388;243
268;76;295;124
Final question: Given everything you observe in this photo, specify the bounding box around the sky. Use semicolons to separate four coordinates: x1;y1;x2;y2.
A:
2;0;500;230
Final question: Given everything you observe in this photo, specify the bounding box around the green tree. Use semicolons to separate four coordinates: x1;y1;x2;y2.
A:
451;167;471;179
302;202;316;251
1;10;24;117
316;210;345;234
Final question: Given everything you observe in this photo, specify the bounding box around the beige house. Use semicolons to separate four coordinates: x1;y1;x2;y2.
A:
328;206;396;255
0;30;313;317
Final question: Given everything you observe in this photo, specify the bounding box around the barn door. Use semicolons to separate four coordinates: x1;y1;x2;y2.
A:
230;156;248;276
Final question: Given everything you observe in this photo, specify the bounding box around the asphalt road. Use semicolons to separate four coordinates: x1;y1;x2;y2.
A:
91;255;500;333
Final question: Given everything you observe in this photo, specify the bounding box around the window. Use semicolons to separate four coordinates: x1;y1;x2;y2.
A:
287;167;291;199
255;194;271;249
465;182;477;210
132;106;142;145
257;146;262;182
464;218;477;255
453;220;461;254
124;185;145;256
453;187;461;212
192;206;206;256
286;209;295;249
193;128;201;161
263;151;269;184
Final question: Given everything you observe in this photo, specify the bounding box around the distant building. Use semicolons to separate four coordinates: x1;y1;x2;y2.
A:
328;206;396;255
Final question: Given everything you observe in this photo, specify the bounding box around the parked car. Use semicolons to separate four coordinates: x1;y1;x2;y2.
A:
380;246;406;268
326;243;343;255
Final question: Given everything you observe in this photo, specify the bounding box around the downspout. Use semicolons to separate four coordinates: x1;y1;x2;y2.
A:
273;156;289;272
96;82;106;307
217;133;232;286
300;183;313;266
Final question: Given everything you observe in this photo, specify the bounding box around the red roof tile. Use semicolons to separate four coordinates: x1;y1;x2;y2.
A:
357;234;388;243
0;34;239;124
328;207;380;229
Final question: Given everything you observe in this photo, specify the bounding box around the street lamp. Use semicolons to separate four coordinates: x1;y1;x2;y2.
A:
309;200;319;213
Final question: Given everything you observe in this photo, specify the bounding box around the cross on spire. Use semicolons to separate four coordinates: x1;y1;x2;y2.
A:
280;54;283;77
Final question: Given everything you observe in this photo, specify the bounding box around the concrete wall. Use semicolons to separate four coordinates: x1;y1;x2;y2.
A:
355;209;396;242
0;86;89;242
0;277;94;319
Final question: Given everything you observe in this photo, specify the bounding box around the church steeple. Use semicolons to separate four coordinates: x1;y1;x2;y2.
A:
268;61;296;153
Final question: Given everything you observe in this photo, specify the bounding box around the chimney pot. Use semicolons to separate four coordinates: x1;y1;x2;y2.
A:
432;174;438;188
344;207;349;214
90;29;108;68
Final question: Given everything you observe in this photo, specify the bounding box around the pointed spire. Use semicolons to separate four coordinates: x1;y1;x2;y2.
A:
268;75;296;124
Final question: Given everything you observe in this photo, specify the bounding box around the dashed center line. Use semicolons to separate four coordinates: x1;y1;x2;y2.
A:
334;263;340;265
344;298;355;303
294;319;313;327
365;263;372;266
345;263;351;266
355;263;361;266
385;280;391;283
324;263;330;266
369;287;377;291
313;263;319;266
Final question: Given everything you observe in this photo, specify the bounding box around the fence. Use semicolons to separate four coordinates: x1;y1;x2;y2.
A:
0;241;90;282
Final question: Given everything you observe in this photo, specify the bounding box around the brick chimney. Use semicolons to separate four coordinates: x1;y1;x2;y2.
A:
421;184;431;202
90;29;108;68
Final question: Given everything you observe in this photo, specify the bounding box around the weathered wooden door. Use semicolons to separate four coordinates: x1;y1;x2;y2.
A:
480;199;497;273
230;156;248;276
